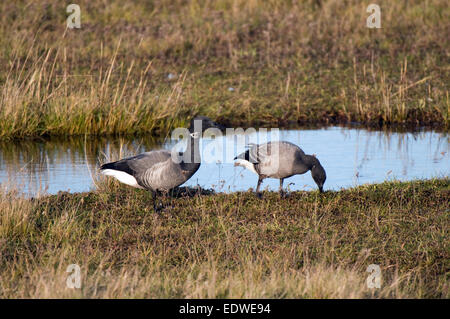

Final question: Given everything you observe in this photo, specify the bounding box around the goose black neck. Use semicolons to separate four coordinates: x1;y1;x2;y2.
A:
302;154;320;170
180;135;201;171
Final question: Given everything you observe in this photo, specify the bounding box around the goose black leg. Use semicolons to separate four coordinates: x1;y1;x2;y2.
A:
167;189;175;209
152;191;163;213
152;191;157;212
256;177;263;198
279;178;286;198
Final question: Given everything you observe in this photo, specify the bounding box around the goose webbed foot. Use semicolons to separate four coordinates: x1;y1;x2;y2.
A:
151;191;164;213
153;201;164;213
153;201;176;212
152;191;177;212
279;190;289;199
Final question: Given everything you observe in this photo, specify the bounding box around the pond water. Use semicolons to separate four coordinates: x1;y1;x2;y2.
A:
0;127;448;195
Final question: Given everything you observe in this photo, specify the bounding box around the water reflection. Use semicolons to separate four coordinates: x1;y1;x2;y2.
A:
0;135;163;194
0;127;448;195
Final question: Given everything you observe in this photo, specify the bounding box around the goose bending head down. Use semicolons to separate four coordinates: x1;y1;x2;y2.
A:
100;116;224;210
234;141;326;195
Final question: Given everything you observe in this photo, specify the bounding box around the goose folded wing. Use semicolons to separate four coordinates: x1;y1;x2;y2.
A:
102;150;171;176
234;143;276;164
130;152;174;183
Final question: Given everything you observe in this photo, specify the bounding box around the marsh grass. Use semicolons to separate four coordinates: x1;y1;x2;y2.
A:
0;0;448;140
0;178;448;298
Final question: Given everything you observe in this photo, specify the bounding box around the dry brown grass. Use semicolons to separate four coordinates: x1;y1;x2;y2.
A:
0;0;448;139
0;178;448;298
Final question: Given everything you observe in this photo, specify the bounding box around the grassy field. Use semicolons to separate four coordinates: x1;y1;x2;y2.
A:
0;0;449;139
0;178;448;298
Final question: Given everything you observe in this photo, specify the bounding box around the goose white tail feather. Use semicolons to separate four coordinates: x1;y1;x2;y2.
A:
101;169;144;189
234;159;258;175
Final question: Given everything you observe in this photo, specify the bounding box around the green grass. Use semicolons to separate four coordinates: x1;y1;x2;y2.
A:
0;0;449;140
0;178;448;298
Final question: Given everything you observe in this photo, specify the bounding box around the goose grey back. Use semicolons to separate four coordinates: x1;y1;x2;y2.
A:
234;141;326;193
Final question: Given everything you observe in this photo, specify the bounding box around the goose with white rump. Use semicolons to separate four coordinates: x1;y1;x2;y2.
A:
234;141;326;196
100;116;224;211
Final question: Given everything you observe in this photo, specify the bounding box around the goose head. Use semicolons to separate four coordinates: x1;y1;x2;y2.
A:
189;116;225;134
311;162;326;193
